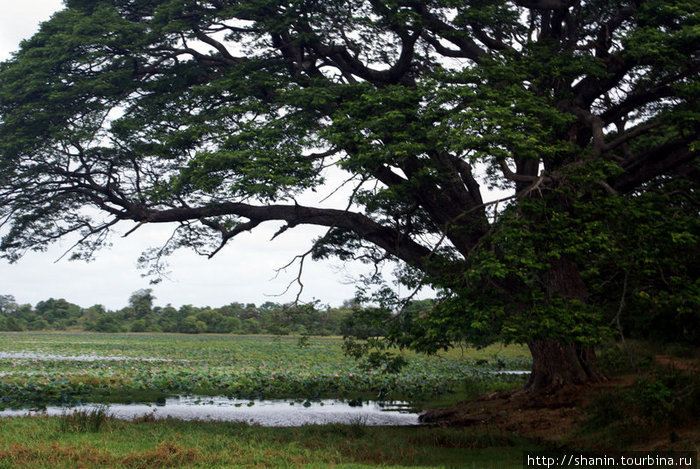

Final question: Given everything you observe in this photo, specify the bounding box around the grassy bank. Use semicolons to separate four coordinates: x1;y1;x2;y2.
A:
0;415;539;468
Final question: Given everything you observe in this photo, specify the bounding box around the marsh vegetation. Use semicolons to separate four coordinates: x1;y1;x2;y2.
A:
0;332;529;411
0;332;697;467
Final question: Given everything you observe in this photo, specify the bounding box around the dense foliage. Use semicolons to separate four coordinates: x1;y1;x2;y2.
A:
0;0;697;389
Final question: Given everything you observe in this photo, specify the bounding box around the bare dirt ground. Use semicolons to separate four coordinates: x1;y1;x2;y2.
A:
420;356;699;451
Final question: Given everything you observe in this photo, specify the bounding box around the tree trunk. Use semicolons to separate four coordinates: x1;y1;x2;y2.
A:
523;257;606;393
524;340;604;393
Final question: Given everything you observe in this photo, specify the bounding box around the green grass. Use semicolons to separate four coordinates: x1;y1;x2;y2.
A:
0;416;540;468
57;405;111;433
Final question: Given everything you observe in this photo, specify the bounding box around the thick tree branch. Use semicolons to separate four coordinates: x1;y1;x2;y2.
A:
312;29;420;85
192;27;244;65
600;84;675;125
412;3;487;61
612;139;699;193
602;121;663;153
122;202;435;270
499;160;549;184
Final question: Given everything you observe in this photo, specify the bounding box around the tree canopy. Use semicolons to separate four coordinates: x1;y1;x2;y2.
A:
1;0;698;390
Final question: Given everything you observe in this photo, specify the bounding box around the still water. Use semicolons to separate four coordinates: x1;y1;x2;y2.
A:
0;351;171;361
0;396;421;426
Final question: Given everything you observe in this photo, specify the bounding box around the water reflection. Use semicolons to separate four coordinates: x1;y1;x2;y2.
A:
0;396;421;426
0;352;171;361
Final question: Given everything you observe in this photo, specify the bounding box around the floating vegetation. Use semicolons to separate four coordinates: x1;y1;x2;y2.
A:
0;332;531;410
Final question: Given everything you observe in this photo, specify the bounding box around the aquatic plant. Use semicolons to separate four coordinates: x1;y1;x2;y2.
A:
0;332;530;409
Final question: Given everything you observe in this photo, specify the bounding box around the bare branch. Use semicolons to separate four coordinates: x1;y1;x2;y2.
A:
54;218;120;263
272;243;316;304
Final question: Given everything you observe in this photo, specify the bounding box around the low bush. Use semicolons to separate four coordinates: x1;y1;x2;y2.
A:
584;368;699;439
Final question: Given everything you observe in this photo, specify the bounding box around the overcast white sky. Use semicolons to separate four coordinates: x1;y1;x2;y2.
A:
0;0;375;310
0;1;507;311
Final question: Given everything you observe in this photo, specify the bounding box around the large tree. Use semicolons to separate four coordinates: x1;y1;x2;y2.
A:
1;0;697;392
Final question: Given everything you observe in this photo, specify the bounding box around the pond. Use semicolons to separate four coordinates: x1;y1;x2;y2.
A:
0;396;421;426
0;351;172;362
0;334;532;426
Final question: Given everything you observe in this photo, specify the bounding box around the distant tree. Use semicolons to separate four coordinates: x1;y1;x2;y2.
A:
157;304;180;332
179;315;207;334
341;307;391;340
13;304;38;326
35;298;82;328
0;0;697;392
131;318;161;332
217;302;240;319
79;304;106;330
27;318;50;331
0;295;17;315
92;314;123;333
4;316;25;332
242;318;262;335
177;304;201;319
221;316;243;334
127;289;155;319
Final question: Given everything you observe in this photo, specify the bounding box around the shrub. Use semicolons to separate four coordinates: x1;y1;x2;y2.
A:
585;368;699;434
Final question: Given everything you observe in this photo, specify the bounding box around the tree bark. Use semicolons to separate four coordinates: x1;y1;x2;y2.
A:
524;340;604;393
523;257;606;393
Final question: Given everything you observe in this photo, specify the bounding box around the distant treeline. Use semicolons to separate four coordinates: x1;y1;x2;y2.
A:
0;290;435;336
